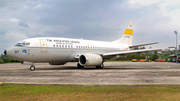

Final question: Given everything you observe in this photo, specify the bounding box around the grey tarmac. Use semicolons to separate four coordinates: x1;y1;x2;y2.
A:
0;62;180;86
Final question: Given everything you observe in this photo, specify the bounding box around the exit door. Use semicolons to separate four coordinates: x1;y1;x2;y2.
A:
39;39;48;52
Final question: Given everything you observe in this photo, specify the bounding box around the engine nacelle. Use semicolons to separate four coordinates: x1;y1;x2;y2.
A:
79;53;103;66
49;62;66;65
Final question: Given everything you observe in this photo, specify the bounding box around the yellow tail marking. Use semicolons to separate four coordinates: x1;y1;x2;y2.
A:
124;29;133;35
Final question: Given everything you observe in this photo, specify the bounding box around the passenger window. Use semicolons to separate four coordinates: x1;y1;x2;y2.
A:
56;45;58;47
53;45;55;47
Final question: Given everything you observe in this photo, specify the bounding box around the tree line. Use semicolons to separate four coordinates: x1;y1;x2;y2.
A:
0;54;20;64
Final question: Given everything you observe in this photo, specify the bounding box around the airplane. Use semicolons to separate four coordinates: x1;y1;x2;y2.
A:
4;20;162;71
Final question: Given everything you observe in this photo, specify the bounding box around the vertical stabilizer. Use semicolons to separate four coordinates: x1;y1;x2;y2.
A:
112;20;134;45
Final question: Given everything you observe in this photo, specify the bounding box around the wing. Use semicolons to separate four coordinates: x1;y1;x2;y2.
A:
102;48;162;60
129;42;158;49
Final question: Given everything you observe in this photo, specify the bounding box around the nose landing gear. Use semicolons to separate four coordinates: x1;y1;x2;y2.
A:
30;65;35;71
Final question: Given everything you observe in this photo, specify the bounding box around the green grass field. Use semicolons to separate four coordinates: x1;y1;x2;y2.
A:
0;84;180;101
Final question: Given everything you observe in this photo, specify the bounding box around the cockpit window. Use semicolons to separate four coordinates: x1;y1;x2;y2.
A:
26;43;30;45
16;43;22;46
22;43;25;46
15;42;30;46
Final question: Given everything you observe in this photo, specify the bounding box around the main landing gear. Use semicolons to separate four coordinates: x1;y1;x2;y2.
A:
77;63;84;68
96;63;104;69
77;63;104;69
30;65;35;71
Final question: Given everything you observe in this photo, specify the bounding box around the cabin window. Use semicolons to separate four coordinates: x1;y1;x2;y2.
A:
53;45;55;47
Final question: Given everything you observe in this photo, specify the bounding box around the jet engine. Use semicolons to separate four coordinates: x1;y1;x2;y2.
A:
49;62;66;65
79;53;103;66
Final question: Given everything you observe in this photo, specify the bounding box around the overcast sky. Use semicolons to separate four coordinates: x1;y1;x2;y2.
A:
0;0;180;53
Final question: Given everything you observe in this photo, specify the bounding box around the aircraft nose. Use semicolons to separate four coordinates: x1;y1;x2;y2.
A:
4;50;7;55
5;47;15;58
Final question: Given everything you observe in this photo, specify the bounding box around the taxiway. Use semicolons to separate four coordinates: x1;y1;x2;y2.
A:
0;62;180;86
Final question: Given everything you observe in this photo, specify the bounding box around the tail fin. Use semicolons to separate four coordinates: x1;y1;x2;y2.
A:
112;20;134;45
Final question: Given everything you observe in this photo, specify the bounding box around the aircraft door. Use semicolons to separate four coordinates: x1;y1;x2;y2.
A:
39;39;48;52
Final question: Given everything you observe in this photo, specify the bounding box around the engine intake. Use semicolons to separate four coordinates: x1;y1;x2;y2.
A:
79;53;102;66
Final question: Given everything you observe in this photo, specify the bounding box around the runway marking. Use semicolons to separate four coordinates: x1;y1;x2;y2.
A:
3;82;180;86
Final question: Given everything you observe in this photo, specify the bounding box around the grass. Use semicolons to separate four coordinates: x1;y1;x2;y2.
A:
1;85;180;101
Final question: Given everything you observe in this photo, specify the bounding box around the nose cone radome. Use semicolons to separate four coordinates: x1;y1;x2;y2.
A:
4;50;6;55
6;47;15;58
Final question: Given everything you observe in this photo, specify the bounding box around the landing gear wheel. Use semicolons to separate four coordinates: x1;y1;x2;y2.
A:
96;63;104;69
30;65;35;71
77;63;84;68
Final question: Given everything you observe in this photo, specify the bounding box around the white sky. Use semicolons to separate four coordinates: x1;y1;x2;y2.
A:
0;0;180;53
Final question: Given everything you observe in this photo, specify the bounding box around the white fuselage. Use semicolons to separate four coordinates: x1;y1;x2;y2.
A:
6;37;129;63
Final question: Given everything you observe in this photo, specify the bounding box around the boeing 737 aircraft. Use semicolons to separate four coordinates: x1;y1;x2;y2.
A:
4;20;161;71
